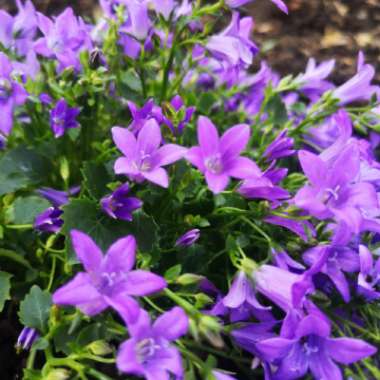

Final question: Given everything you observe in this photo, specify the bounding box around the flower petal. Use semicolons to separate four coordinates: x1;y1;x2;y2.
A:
153;307;189;341
220;124;250;158
70;230;103;272
104;235;136;273
123;270;167;296
111;126;137;157
226;157;261;179
186;146;205;171
198;116;220;156
256;338;295;361
143;167;169;188
156;144;187;166
298;150;327;187
137;119;162;154
205;172;230;194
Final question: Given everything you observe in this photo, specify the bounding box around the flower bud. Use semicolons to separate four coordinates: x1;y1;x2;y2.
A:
87;340;113;356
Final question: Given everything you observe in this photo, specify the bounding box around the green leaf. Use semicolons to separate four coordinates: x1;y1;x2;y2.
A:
19;285;52;332
62;199;158;262
197;92;217;114
0;146;53;196
81;161;112;199
0;271;12;312
164;264;182;282
7;196;50;224
264;93;287;126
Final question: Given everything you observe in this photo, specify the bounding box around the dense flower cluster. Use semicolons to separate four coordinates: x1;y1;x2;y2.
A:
0;0;379;379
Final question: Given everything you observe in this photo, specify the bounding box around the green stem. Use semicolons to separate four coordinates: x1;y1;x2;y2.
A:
240;216;273;246
5;224;33;230
47;255;57;291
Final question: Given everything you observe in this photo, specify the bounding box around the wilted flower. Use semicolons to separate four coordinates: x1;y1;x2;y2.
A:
53;230;166;316
101;183;142;221
186;116;260;193
112;119;187;188
175;229;200;247
50;99;80;138
117;307;188;379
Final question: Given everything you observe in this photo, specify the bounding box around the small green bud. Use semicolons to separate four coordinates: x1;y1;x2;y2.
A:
87;340;113;356
46;369;71;380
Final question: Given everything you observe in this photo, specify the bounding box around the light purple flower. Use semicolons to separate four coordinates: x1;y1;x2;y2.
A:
175;229;200;247
186;116;260;193
294;145;379;236
0;52;28;135
257;313;377;380
151;0;175;19
117;307;188;379
264;129;295;161
213;370;237;380
50;99;80;138
112;119;187;188
333;52;380;105
120;0;151;40
101;183;142;221
207;12;258;67
357;244;380;300
53;230;166;316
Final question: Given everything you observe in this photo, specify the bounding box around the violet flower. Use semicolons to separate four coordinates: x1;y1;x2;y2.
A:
206;12;258;67
263;129;295;161
295;146;379;236
117;307;188;379
256;313;377;380
162;95;195;135
119;0;151;40
101;183;142;221
34;8;92;72
151;0;175;19
16;327;39;351
34;207;63;233
333;52;380;105
175;229;200;247
303;245;360;302
357;244;380;300
127;99;163;134
50;99;80;138
186;116;260;194
112;119;187;188
0;52;28;136
53;230;166;316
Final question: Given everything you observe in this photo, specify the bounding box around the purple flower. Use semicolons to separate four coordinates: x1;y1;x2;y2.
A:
119;0;151;40
37;186;79;207
16;327;39;351
112;119;187;188
357;244;380;300
0;134;6;150
303;245;360;302
127;99;163;134
0;52;28;135
333;52;380;105
34;8;92;72
34;207;63;233
206;12;258;67
294;145;379;236
117;307;188;379
50;99;80;138
151;0;175;19
0;0;37;56
186;116;260;194
163;95;195;135
226;0;288;14
101;183;142;221
175;229;200;247
264;129;295;161
257;313;377;380
53;230;167;316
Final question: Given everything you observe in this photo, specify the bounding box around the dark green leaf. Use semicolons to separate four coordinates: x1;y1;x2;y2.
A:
19;285;52;332
82;161;112;199
8;196;50;224
0;271;12;312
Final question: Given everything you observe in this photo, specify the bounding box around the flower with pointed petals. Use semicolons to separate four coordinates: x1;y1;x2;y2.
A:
101;183;142;221
303;245;359;302
186;116;260;194
264;129;295;161
112;119;187;188
53;231;166;316
206;12;258;67
257;313;377;380
34;207;63;233
295;145;379;236
50;99;80;138
175;229;200;247
127;99;163;134
117;307;188;379
0;52;28;136
333;52;380;105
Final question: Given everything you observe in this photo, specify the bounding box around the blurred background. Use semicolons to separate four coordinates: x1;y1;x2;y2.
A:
0;0;379;83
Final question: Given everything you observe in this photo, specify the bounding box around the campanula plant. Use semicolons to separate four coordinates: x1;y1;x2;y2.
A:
0;0;379;379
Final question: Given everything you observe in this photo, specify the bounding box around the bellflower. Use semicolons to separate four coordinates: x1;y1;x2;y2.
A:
112;119;187;188
256;313;377;380
117;307;188;379
53;231;166;316
303;245;360;302
295;146;379;236
34;8;92;72
50;99;80;138
333;52;380;105
151;0;175;19
175;229;200;247
207;12;258;67
34;207;64;233
162;95;195;135
0;52;28;135
127;99;163;134
16;327;39;351
0;0;37;56
186;116;260;193
357;244;380;300
101;183;142;221
264;129;295;161
119;0;151;40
